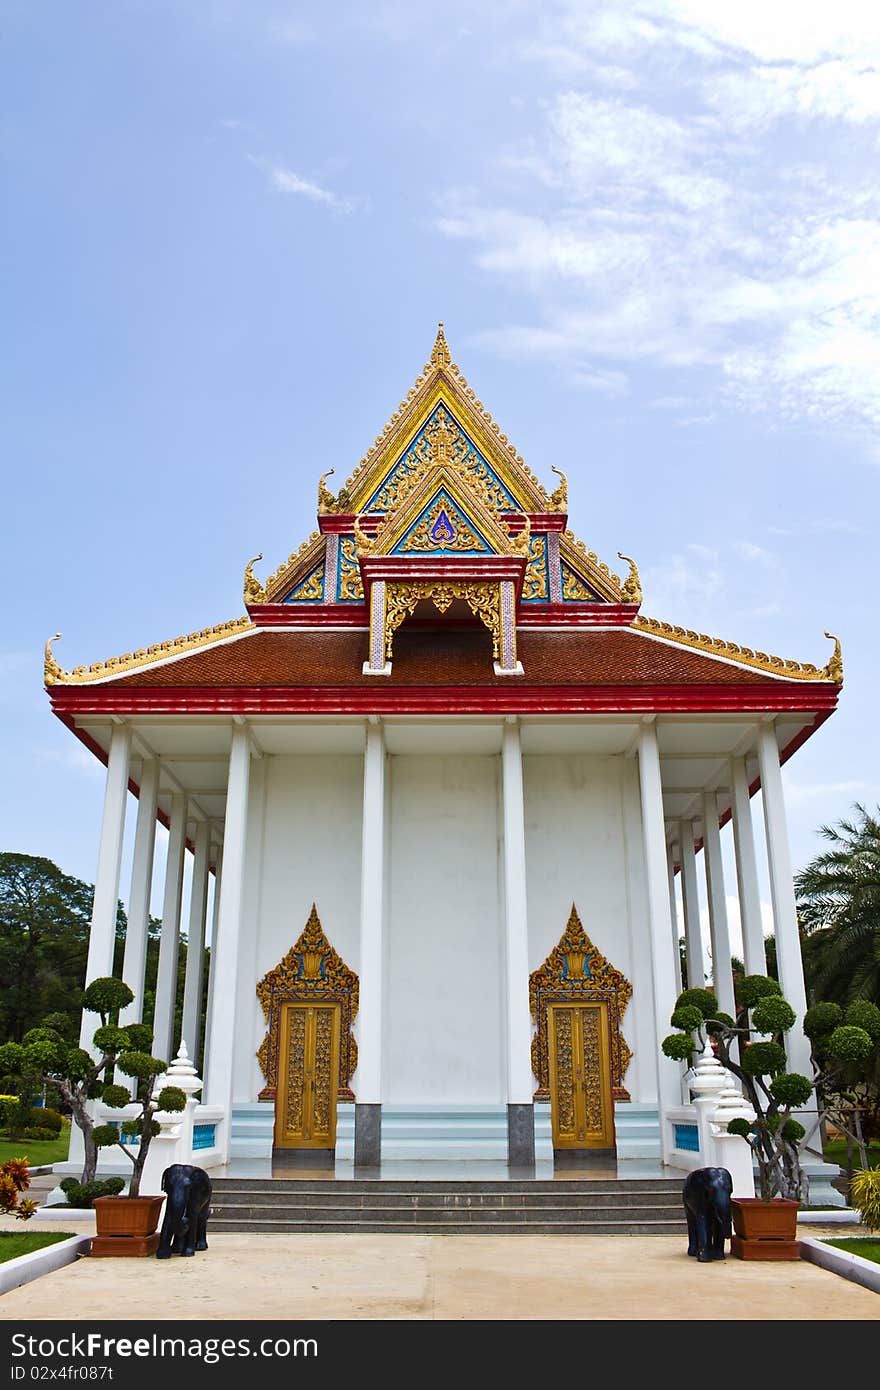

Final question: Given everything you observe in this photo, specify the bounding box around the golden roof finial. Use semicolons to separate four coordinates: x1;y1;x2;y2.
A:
618;553;643;605
318;469;338;515
44;632;63;686
353;514;375;555
549;466;568;512
822;631;843;684
511;513;531;557
430;321;452;369
244;553;267;605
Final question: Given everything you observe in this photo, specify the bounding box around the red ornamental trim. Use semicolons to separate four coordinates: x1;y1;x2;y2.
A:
50;682;840;717
517;603;639;626
246;604;369;626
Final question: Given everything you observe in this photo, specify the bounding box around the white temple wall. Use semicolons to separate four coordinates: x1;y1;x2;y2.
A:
522;754;656;1105
384;754;505;1104
233;754;364;1101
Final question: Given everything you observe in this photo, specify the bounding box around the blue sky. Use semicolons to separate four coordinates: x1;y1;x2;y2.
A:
3;2;879;919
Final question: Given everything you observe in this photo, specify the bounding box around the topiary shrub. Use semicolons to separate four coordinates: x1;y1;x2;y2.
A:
675;988;718;1018
737;974;782;1008
662;1032;697;1062
826;1025;874;1065
845;1001;880;1042
670;1005;704;1032
22;1126;56;1141
741;1041;787;1076
751;996;797;1035
58;1176;126;1208
804;1002;844;1040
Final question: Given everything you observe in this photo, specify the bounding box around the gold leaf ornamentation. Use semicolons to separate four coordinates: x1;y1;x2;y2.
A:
822;631;843;684
397;497;486;553
617;552;642;605
529;905;632;1101
548;466;568;511
317;469;351;516
522;535;549;601
263;531;323;601
48;616;255;685
256;904;359;1102
287;563;324;603
561;563;597;602
44;633;63;686
384;580;502;661
371;406;514;516
353;515;376;555
244;554;267;605
510;513;531;558
338;537;364;600
633;614;832;681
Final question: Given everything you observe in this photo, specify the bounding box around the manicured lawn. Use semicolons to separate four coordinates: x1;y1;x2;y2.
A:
0;1133;70;1166
826;1238;880;1266
0;1231;76;1263
823;1139;880;1166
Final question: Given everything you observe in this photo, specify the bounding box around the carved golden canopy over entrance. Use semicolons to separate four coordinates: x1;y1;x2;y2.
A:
529;905;632;1102
256;905;359;1102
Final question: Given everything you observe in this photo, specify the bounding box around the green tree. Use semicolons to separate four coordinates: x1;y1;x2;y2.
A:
796;805;880;1009
0;852;126;1041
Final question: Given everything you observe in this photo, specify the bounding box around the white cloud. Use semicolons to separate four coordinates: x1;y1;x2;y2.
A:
267;165;352;211
435;14;880;431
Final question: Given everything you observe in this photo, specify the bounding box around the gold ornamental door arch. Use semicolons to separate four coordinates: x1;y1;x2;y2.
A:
383;580;502;663
256;906;359;1149
530;906;632;1152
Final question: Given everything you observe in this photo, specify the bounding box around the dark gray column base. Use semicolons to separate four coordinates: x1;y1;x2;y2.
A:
507;1103;535;1172
272;1147;334;1169
354;1103;382;1169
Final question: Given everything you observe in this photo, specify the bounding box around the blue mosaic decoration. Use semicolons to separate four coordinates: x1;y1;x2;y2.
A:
392;489;491;555
193;1124;216;1151
283;561;324;603
674;1123;700;1153
366;405;517;513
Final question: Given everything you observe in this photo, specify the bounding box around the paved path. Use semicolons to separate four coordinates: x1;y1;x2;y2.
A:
2;1228;878;1321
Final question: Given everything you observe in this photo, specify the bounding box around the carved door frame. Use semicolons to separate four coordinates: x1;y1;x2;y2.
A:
273;1001;341;1150
548;1000;615;1151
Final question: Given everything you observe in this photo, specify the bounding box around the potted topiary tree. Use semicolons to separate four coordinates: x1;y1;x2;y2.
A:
662;975;875;1258
90;1050;186;1256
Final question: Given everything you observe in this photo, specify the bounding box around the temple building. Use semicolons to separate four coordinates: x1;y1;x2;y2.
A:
45;325;842;1173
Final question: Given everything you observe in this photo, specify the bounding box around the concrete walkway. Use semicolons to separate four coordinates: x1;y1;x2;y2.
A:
2;1226;878;1321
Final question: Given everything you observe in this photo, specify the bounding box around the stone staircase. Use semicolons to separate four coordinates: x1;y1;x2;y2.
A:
209;1176;686;1235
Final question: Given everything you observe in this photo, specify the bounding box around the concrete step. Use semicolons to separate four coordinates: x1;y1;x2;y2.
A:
210;1190;682;1211
210;1177;683;1195
209;1216;686;1235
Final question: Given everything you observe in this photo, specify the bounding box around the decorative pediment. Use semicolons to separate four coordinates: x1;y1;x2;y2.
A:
284;561;325;603
365;404;518;516
529;905;632;1101
367;462;520;559
394;490;491;556
256;905;359;1101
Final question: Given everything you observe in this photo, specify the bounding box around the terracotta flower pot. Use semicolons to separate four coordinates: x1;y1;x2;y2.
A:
730;1197;800;1260
90;1195;165;1256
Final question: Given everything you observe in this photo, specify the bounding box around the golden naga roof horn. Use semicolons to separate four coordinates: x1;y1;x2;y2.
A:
617;553;643;605
243;554;267;605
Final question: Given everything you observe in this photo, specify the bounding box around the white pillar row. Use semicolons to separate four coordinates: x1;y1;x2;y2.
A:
180;818;211;1060
204;724;252;1156
80;721;132;1053
119;757;160;1028
702;791;736;1021
354;718;386;1166
730;755;767;977
678;822;706;990
152;793;188;1062
666;837;683;995
501;718;535;1166
636;720;681;1136
757;722;812;1078
201;852;222;1079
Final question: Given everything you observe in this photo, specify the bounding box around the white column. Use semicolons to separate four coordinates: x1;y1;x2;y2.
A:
501;719;534;1106
152;793;187;1062
667;837;682;995
80;721;132;1053
702;791;736;1020
757;723;812;1077
119;758;159;1027
201;852;222;1078
730;755;767;976
679;823;706;990
357;719;386;1106
180;819;211;1060
203;724;252;1157
637;720;681;1134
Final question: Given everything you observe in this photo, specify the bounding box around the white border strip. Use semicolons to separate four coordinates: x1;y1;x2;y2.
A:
800;1235;880;1295
0;1234;91;1295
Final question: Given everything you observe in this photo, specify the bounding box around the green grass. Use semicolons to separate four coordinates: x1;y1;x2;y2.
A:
0;1133;70;1166
825;1238;880;1265
823;1139;880;1167
0;1231;77;1263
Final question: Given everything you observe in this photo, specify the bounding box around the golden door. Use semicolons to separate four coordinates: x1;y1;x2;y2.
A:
548;1002;614;1150
274;1002;340;1149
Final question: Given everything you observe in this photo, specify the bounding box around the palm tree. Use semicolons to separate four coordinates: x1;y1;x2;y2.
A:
795;804;880;1008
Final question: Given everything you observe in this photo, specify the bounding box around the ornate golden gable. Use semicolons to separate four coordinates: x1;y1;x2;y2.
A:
256;905;359;1101
529;905;633;1102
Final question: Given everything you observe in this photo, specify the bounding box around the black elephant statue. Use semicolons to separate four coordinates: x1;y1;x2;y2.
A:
682;1166;733;1263
156;1163;213;1259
